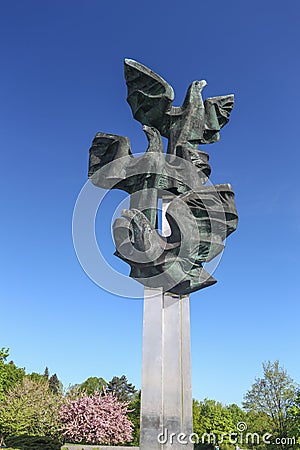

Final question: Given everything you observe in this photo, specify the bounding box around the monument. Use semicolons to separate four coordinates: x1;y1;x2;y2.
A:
88;59;238;449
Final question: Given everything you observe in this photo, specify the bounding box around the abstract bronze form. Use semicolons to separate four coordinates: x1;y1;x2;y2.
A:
88;59;238;295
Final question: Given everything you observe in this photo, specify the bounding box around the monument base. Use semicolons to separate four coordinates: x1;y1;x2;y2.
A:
140;288;193;450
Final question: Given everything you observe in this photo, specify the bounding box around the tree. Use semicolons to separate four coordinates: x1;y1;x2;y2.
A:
106;375;136;402
128;390;141;446
28;370;63;396
66;383;81;400
49;374;63;396
44;367;49;380
193;398;234;449
0;348;9;401
27;371;48;384
226;403;247;426
0;347;25;401
59;391;133;445
244;410;275;450
0;377;62;444
0;348;9;363
287;390;300;448
243;360;298;449
78;376;107;396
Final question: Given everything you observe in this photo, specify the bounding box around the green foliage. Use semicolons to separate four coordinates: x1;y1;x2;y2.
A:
77;376;107;396
225;403;247;425
244;410;275;450
193;398;235;449
243;360;298;449
5;434;62;450
0;348;9;363
26;372;47;384
1;348;300;450
66;376;107;400
107;375;136;402
128;390;141;446
27;371;63;396
66;383;81;400
0;377;63;440
44;367;50;380
287;390;300;447
0;348;25;401
1;361;25;396
49;374;63;396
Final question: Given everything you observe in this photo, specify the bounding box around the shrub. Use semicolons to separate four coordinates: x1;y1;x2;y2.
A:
60;391;133;445
5;434;61;450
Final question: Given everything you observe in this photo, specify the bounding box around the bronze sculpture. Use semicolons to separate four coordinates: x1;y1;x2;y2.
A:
88;59;238;295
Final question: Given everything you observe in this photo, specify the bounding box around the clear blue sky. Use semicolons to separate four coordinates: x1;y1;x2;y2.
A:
1;0;300;406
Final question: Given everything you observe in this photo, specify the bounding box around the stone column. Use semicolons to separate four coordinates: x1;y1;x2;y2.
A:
140;198;193;450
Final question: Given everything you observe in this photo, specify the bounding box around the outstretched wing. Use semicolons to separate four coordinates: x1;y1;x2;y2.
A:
202;94;234;143
124;58;174;137
88;132;133;190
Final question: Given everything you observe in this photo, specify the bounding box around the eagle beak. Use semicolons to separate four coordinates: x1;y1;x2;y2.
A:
142;125;151;135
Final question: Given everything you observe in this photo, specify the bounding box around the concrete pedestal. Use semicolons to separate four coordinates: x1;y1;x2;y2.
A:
140;289;193;450
139;196;193;450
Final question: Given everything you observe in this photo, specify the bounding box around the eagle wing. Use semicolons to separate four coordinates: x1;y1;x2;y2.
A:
202;94;234;143
124;58;174;137
88;132;133;190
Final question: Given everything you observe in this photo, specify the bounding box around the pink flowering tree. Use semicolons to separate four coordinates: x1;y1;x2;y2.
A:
59;391;133;445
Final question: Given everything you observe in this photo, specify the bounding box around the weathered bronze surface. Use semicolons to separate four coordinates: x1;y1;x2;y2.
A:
124;59;234;148
88;59;238;295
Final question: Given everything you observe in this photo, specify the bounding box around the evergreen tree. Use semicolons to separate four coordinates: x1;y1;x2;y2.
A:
106;375;136;402
49;374;63;395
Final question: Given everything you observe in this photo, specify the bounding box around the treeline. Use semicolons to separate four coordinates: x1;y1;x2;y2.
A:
1;348;300;450
0;348;139;449
193;361;300;450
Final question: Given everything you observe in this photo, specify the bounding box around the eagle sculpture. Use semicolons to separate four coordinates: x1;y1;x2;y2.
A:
124;58;234;151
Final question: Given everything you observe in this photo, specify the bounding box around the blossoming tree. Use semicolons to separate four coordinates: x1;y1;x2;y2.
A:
59;391;133;445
